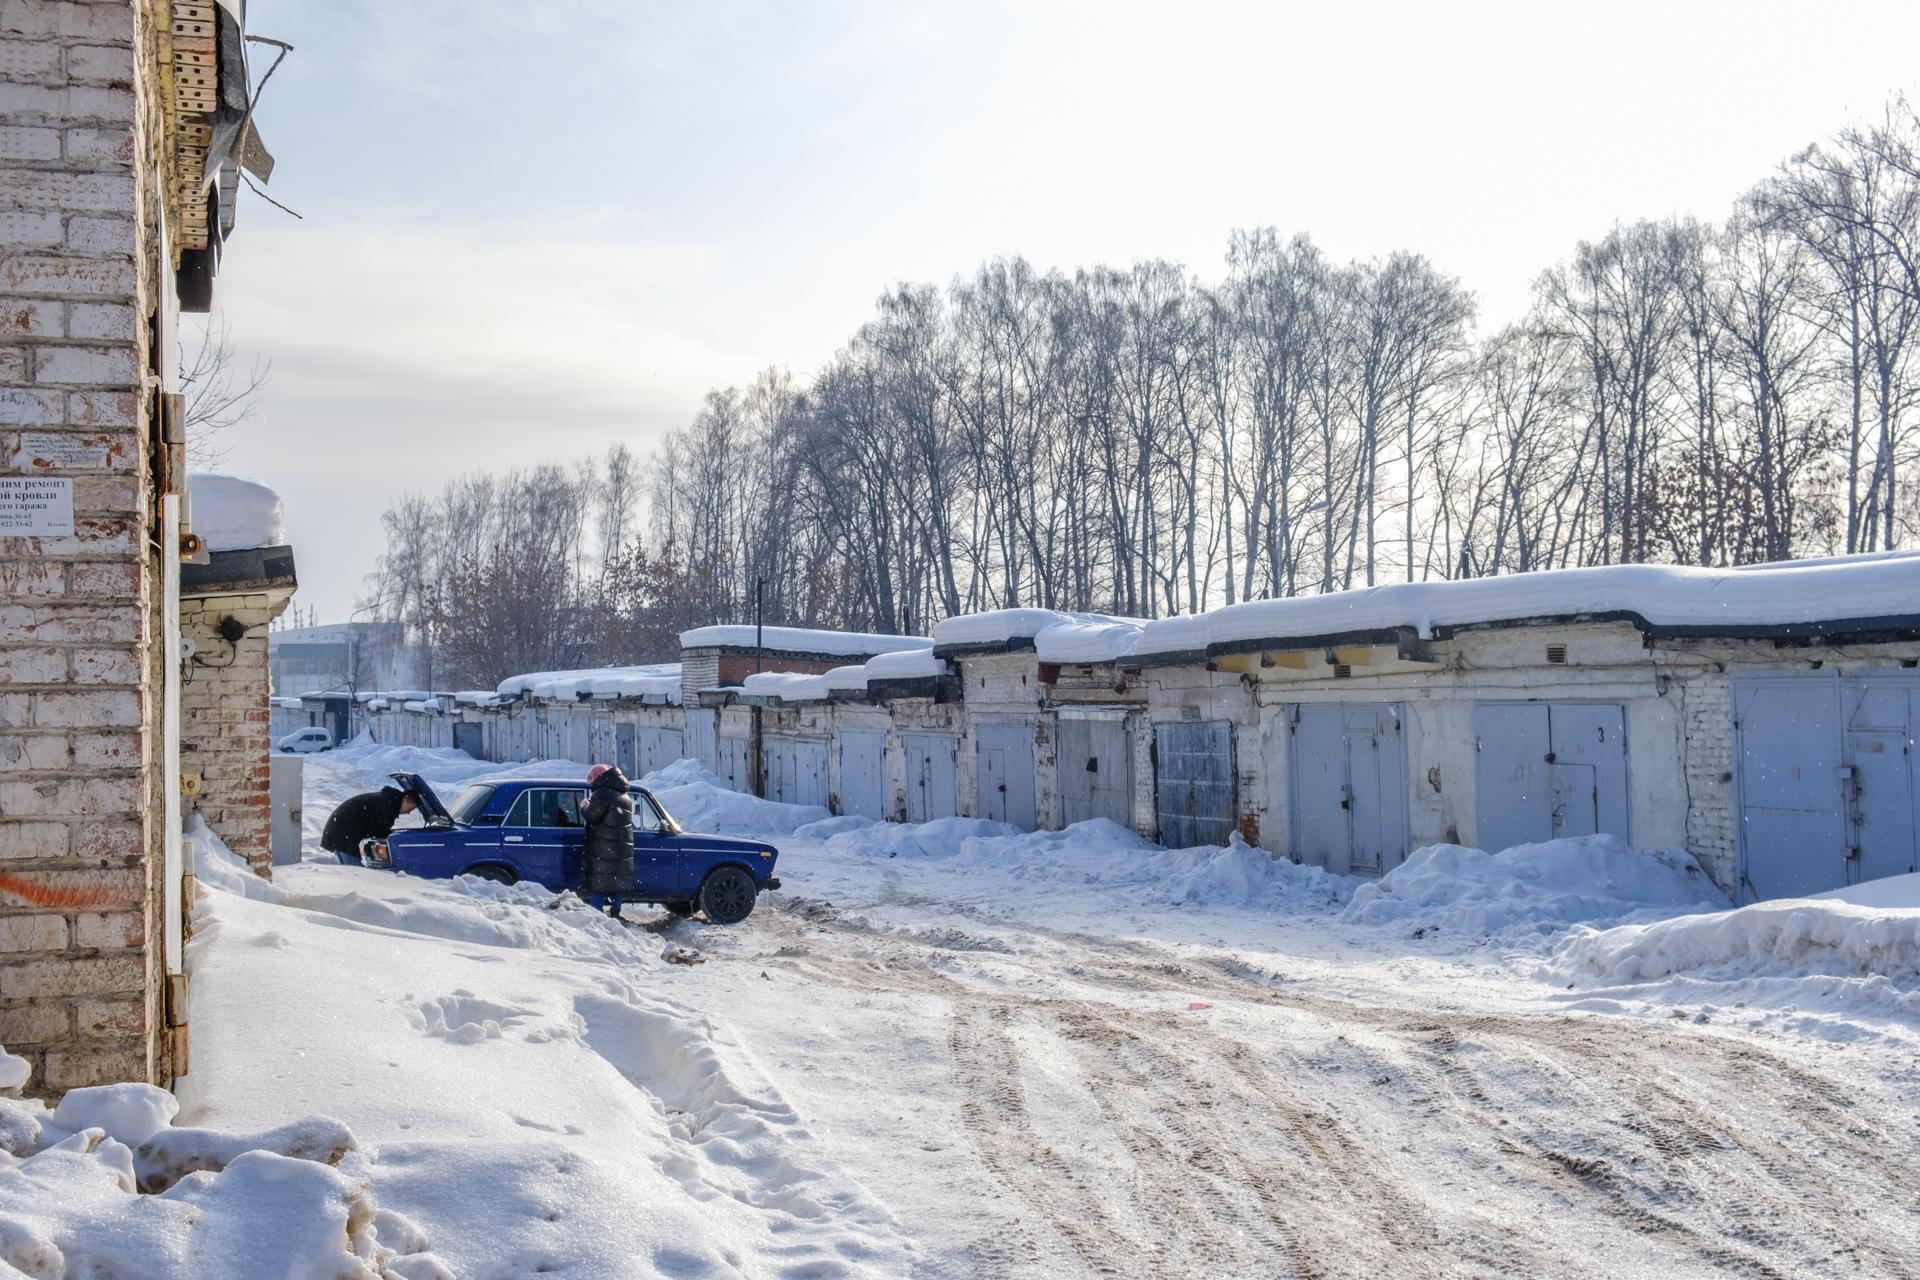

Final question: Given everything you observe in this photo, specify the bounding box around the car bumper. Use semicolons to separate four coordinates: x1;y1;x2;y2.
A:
764;876;780;890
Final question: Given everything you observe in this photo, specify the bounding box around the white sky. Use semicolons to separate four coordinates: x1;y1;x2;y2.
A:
204;0;1920;623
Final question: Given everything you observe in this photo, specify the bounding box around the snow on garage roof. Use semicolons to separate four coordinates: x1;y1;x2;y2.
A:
496;664;682;703
679;625;930;658
186;473;285;551
1131;555;1920;666
931;609;1145;658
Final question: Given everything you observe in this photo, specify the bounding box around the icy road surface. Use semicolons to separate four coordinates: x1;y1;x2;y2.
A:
214;744;1920;1278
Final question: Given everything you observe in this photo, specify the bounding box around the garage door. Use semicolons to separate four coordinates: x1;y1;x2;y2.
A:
766;740;829;809
1735;672;1919;901
976;722;1038;829
637;726;683;779
719;736;750;793
1058;713;1133;828
1472;702;1628;853
1154;720;1236;848
903;734;958;823
838;730;887;820
1290;703;1408;876
684;710;718;774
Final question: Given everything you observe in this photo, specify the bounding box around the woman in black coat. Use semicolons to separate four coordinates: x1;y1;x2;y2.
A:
579;764;635;918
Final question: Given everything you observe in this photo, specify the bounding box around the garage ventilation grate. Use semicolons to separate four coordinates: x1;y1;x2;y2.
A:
1546;644;1568;665
1333;664;1352;678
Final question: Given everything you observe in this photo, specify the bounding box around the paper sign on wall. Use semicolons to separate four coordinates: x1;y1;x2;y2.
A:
0;477;74;536
17;433;110;469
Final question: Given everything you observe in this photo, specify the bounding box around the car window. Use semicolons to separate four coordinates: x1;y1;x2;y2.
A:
509;788;583;829
630;789;662;833
449;784;495;825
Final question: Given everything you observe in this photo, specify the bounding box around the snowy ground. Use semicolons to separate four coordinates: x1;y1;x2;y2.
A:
136;742;1920;1277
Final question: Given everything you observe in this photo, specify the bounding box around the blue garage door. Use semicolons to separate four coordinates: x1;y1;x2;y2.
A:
838;730;887;820
1735;673;1919;901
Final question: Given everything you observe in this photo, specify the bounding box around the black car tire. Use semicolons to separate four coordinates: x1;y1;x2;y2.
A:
698;867;758;925
464;864;518;885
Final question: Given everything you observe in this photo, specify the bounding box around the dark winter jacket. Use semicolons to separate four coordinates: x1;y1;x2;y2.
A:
321;786;409;858
580;768;635;894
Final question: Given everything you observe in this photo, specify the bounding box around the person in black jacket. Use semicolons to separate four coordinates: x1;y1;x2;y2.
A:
320;785;416;864
579;763;635;918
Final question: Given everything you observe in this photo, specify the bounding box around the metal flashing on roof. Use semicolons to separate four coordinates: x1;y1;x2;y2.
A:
179;544;296;596
932;637;1039;660
1126;610;1920;670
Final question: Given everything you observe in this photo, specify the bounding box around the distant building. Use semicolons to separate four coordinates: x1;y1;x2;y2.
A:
269;621;424;698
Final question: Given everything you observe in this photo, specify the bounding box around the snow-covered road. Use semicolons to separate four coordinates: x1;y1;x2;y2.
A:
176;743;1920;1278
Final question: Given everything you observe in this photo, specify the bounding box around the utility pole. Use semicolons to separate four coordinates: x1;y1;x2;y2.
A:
750;575;767;798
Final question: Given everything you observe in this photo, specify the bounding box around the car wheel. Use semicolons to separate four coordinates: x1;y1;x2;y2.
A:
698;867;758;925
465;864;518;885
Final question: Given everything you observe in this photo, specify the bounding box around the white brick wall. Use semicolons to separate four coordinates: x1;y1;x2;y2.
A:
180;591;293;875
0;0;163;1095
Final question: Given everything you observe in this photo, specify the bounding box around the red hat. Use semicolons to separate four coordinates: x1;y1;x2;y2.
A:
586;763;611;784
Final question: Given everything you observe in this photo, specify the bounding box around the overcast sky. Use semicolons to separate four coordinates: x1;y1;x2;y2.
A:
205;0;1920;623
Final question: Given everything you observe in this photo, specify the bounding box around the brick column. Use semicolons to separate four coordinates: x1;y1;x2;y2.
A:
180;589;292;875
0;0;166;1094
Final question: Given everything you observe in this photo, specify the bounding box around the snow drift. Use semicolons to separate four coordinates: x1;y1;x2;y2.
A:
1557;898;1920;984
1344;835;1727;940
0;1053;446;1278
185;473;285;552
812;816;1352;911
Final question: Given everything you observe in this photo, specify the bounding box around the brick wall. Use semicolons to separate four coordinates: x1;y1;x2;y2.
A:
179;589;292;875
1678;673;1736;892
0;0;166;1094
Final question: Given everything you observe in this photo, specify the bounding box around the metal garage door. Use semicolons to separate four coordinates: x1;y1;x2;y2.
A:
569;714;593;766
1290;703;1408;875
452;722;483;759
903;734;958;823
838;730;887;820
1735;672;1919;901
615;723;638;777
1154;720;1236;848
1058;713;1133;828
976;722;1038;829
766;740;829;808
685;709;718;773
637;726;683;779
720;736;750;793
1473;702;1627;853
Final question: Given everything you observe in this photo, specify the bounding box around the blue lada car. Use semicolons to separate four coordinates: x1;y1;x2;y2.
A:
362;773;780;925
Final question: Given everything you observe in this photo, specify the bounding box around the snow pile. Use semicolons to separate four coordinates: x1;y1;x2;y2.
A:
0;1051;444;1278
1343;835;1727;941
679;624;931;658
186;473;285;552
862;648;949;681
742;670;833;702
495;663;682;703
1551;890;1920;1029
640;758;829;834
931;609;1146;664
815;818;1351;911
1135;553;1920;659
1033;617;1145;664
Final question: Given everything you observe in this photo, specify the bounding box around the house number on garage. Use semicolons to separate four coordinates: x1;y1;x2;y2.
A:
0;477;74;536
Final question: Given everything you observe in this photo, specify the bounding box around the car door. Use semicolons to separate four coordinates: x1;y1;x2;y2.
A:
500;787;586;889
628;787;671;896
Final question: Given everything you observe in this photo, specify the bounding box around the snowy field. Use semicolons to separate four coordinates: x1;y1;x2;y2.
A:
11;740;1920;1277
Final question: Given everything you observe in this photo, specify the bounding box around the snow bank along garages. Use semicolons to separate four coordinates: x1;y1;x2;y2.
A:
492;665;683;777
1126;555;1920;900
932;611;1151;835
680;625;932;794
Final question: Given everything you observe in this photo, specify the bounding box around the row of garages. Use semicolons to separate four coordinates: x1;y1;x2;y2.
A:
276;559;1920;903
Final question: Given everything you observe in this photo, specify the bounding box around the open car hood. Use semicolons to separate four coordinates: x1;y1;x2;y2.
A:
390;772;455;827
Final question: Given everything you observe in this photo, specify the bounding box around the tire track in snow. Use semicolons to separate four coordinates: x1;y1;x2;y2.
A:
759;898;1920;1279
